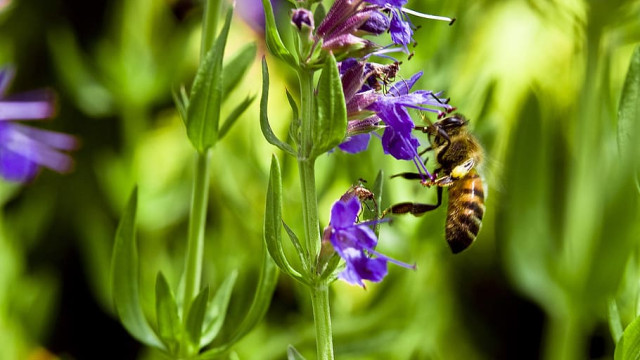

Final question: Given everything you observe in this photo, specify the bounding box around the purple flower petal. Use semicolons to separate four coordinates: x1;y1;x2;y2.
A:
0;66;77;182
10;123;79;150
339;133;371;153
0;100;55;120
381;126;420;160
338;247;388;286
358;10;390;35
330;196;360;229
237;0;266;33
388;71;422;97
389;9;413;46
365;0;407;7
327;195;412;287
0;147;39;182
1;124;74;173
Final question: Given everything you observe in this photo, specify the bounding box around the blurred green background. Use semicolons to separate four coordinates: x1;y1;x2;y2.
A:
1;0;639;359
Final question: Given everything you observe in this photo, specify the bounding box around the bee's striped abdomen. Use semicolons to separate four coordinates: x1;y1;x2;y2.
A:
445;172;485;253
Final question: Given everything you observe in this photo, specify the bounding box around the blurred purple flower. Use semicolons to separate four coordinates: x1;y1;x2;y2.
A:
0;66;78;182
0;0;10;12
239;0;269;33
326;195;414;287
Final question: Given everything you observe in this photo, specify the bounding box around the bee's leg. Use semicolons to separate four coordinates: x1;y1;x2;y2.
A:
433;175;455;187
450;158;475;179
383;186;443;217
419;147;433;156
390;172;424;181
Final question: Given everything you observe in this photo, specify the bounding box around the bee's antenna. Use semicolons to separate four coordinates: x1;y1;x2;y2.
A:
419;112;435;127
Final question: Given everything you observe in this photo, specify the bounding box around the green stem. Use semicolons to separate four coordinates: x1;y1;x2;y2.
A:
544;310;585;360
182;149;212;320
298;68;320;265
310;284;334;360
201;0;223;60
298;68;334;359
299;159;320;268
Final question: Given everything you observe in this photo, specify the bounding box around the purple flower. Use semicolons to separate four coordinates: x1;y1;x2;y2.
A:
326;195;414;287
337;64;453;179
364;0;455;50
0;66;78;182
313;0;454;57
291;8;314;31
338;132;371;153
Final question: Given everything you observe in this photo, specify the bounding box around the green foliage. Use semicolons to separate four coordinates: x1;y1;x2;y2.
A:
615;316;640;360
5;0;640;358
264;155;306;283
311;53;347;159
200;271;238;346
185;286;210;351
260;0;296;66
222;43;258;96
186;8;233;153
260;59;297;156
617;45;640;191
111;188;164;349
155;272;181;353
287;345;307;360
199;242;279;358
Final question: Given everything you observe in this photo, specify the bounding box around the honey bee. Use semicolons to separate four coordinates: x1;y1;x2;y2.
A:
384;114;485;253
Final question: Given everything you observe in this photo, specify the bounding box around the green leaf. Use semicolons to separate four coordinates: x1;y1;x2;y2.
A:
609;299;624;345
222;43;257;96
218;95;256;140
172;85;189;125
155;272;181;354
282;221;308;275
286;89;301;147
260;58;296;156
319;252;341;282
200;270;238;347
617;45;640;191
264;155;305;282
198;239;279;358
260;0;296;66
287;345;306;360
186;8;233;152
615;315;640;360
111;188;164;349
185;286;210;350
311;53;347;158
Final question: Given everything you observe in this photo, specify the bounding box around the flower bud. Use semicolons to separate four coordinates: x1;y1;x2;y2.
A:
291;8;314;31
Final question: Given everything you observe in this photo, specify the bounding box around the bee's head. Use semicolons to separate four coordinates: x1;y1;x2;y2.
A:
429;114;469;138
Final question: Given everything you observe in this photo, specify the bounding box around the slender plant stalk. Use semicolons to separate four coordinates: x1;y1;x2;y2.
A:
298;68;335;359
310;283;334;360
544;309;584;360
182;149;212;318
201;0;223;59
298;69;321;265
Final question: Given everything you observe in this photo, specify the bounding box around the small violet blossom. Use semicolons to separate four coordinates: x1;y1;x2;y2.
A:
326;195;414;287
337;58;453;179
0;66;78;182
316;0;454;55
